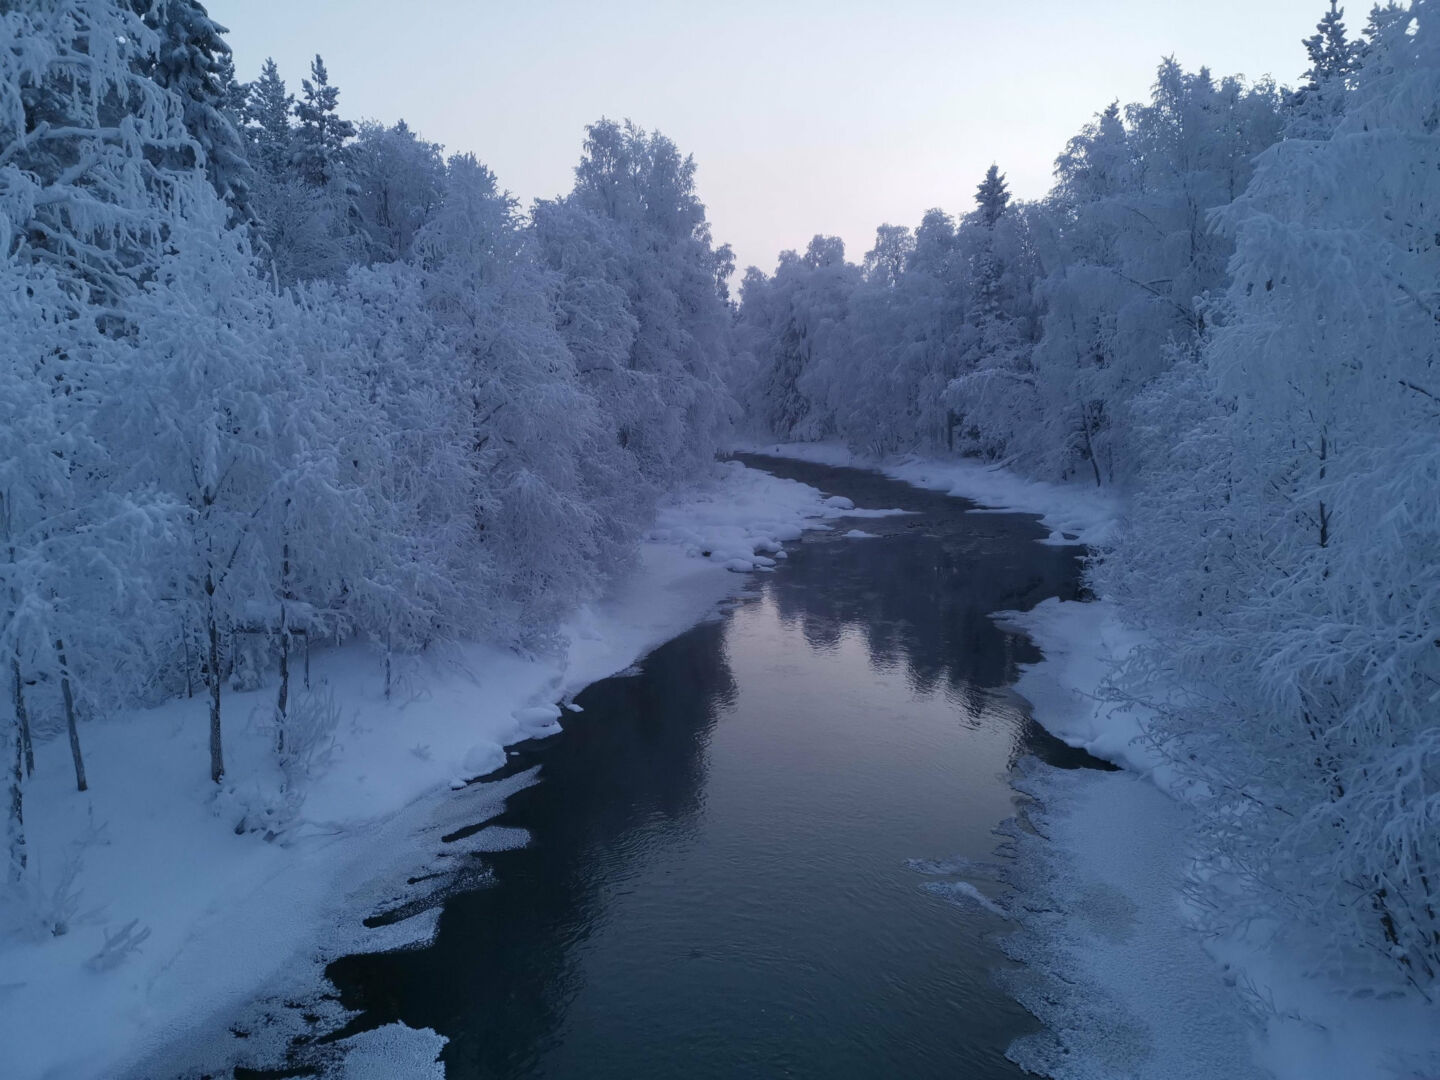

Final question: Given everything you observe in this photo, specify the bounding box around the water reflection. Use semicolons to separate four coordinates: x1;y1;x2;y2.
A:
326;456;1101;1079
327;620;736;1077
748;453;1080;698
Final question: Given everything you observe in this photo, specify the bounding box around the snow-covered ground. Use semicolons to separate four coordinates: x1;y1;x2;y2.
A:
749;441;1440;1080
0;461;895;1080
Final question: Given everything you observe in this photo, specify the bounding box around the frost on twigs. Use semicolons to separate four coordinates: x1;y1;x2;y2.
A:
275;687;343;791
3;848;99;941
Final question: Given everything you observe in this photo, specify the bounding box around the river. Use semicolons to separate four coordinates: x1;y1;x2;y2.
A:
324;454;1105;1079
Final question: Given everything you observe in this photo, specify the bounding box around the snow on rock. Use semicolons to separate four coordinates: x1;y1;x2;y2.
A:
460;742;505;778
513;704;564;740
513;704;561;725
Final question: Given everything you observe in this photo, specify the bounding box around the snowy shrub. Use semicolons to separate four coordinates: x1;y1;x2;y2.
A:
4;849;97;941
277;687;343;791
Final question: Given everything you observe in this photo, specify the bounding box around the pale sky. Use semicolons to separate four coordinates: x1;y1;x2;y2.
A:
221;0;1333;276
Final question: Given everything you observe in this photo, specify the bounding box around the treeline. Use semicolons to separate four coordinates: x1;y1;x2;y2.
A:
1;0;735;876
735;2;1440;990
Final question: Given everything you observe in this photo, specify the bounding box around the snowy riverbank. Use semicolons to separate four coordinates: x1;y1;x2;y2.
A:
0;461;896;1080
747;441;1440;1080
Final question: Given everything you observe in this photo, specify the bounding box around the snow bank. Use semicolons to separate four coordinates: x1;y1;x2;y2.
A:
0;461;877;1080
1003;764;1270;1080
734;440;1119;546
992;598;1178;784
1000;595;1440;1080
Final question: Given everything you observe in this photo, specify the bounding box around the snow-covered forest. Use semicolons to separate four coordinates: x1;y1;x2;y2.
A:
3;0;1439;1074
736;0;1440;1000
2;3;735;839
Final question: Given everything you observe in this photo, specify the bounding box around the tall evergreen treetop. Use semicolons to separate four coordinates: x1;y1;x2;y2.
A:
245;58;293;178
975;164;1010;226
1302;1;1361;89
292;54;355;188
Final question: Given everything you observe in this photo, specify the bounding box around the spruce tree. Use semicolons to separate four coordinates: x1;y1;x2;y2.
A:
246;58;294;179
292;55;355;188
975;164;1010;227
131;0;253;220
1288;2;1362;138
1302;0;1360;89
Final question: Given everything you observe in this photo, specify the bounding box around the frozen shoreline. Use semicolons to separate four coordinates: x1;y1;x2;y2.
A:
748;441;1440;1080
0;460;888;1080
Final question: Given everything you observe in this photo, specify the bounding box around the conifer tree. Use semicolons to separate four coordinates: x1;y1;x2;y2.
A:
1302;0;1360;88
974;164;1010;227
132;0;253;219
292;55;355;188
246;58;294;178
1289;1;1361;136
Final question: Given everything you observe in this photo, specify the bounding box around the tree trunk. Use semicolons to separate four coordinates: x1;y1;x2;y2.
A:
183;618;194;699
1078;400;1103;487
384;625;393;702
12;656;33;778
53;638;87;793
276;626;289;759
207;588;224;785
276;538;291;758
1318;430;1331;549
7;666;26;882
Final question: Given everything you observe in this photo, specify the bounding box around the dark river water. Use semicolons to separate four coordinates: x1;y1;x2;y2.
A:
325;455;1097;1079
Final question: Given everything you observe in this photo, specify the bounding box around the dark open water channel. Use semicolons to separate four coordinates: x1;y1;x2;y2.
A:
326;455;1099;1079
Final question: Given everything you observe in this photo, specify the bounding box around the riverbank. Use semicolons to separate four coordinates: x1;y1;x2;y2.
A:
0;461;891;1080
746;441;1440;1080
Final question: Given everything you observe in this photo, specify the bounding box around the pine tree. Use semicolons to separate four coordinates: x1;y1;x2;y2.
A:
974;164;1010;227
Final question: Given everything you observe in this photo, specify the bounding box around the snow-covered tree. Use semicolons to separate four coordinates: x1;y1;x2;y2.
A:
1016;61;1282;483
1100;0;1440;987
974;164;1010;227
546;119;735;486
416;154;606;640
351;119;446;263
245;57;293;177
1288;1;1362;137
132;0;254;219
291;54;354;189
1;0;210;307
